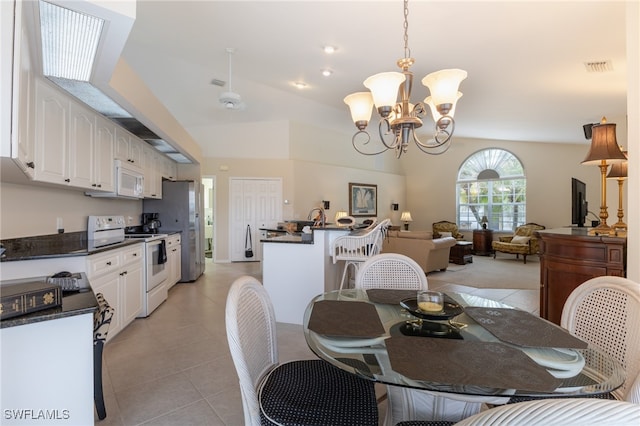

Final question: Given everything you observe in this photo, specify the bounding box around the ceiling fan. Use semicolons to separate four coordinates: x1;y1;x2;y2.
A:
213;47;246;111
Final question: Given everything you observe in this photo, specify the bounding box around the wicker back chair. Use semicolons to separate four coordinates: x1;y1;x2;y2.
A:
355;253;428;290
561;276;640;402
225;275;378;425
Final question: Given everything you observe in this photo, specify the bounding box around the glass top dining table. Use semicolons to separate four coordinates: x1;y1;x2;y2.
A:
302;289;625;398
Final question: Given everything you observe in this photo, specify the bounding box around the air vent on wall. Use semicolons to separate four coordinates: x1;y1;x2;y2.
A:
584;60;613;73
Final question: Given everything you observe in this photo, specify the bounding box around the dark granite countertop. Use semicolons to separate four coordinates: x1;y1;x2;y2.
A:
0;231;142;262
261;226;352;244
1;275;98;329
261;234;314;244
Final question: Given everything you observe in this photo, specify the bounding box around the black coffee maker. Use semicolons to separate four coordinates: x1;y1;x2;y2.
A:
142;213;161;233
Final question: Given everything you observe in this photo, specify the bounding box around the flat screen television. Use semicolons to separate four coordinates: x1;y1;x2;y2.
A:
571;178;587;227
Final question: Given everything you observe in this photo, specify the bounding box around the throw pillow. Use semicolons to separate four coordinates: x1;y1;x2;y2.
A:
440;232;453;238
511;235;530;245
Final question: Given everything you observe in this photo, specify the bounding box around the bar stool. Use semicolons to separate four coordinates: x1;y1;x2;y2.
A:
331;218;391;290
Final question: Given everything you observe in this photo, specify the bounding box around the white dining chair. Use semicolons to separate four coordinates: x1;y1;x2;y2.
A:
331;218;391;289
455;398;640;425
561;275;640;401
355;253;428;291
396;398;640;426
354;256;508;425
507;275;640;405
225;275;379;426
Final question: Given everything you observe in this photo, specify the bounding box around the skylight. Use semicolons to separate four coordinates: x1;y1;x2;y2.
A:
39;0;104;81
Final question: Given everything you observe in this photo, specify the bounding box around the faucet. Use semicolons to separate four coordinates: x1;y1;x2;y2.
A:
307;207;326;228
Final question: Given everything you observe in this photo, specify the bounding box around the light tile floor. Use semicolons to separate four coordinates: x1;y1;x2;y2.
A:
97;258;540;425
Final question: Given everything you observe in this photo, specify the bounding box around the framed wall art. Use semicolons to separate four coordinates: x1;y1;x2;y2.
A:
349;183;377;217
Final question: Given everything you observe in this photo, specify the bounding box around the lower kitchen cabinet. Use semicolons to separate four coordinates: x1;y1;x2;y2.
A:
167;233;182;289
87;243;144;340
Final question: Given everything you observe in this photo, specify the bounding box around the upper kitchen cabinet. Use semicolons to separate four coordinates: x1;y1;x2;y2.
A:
33;79;114;192
33;79;68;185
67;100;95;189
94;116;115;193
142;143;162;199
3;0;36;176
115;127;143;166
161;155;178;181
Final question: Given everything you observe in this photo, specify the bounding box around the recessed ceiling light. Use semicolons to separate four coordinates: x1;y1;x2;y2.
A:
323;45;337;54
294;81;307;89
322;69;333;77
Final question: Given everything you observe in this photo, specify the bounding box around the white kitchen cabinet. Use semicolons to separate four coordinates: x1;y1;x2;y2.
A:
115;127;143;166
166;233;182;289
7;0;36;176
33;79;115;191
67;100;95;189
161;155;178;181
33;78;67;185
142;143;162;199
87;243;144;340
93;115;115;192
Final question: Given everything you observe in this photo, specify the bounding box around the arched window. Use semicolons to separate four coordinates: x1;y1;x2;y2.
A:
457;148;526;232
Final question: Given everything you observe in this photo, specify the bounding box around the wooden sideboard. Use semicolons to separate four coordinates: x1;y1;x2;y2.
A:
538;228;627;325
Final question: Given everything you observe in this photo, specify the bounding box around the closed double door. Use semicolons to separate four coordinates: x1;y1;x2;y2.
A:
230;178;282;262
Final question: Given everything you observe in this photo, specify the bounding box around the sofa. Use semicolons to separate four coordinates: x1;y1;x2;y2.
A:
382;230;457;274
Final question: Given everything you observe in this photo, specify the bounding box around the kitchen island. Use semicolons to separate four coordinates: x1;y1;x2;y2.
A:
261;227;349;324
1;278;98;425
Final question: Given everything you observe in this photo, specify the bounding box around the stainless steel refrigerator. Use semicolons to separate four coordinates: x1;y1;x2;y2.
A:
144;180;205;282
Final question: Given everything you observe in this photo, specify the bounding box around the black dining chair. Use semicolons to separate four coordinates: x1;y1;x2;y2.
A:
93;293;114;421
225;275;379;426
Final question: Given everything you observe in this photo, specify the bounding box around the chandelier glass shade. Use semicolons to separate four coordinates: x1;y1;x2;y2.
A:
344;0;467;158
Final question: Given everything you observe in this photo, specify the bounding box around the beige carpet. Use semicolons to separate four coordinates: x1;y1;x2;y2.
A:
427;253;540;290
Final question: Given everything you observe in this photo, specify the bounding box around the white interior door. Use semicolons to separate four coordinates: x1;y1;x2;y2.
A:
230;178;282;262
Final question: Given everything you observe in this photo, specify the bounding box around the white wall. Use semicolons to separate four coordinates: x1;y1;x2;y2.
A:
0;182;142;238
401;137;617;236
625;0;639;281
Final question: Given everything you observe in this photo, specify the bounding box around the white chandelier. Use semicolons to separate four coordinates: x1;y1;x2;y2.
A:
344;0;467;158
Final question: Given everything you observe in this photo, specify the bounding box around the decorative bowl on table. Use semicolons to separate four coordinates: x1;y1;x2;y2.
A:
400;295;464;320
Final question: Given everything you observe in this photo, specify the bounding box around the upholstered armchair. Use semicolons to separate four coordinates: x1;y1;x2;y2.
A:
432;220;465;240
492;222;545;264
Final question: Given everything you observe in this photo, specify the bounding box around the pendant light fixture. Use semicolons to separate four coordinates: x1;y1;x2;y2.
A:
344;0;467;158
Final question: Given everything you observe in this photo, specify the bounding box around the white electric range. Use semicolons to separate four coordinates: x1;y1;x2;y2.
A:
124;232;169;316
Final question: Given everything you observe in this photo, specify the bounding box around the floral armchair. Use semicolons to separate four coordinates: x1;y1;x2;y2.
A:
492;222;545;264
432;220;465;240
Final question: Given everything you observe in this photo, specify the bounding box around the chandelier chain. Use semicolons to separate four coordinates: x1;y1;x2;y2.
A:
403;0;411;59
343;0;466;157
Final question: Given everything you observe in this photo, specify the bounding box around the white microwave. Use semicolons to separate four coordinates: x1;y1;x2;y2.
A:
87;160;144;199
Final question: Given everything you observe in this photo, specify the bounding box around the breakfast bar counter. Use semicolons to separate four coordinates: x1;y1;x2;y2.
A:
261;227;349;324
1;277;97;425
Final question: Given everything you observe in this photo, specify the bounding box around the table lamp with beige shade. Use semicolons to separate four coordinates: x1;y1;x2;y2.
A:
606;148;628;234
581;117;626;236
401;211;413;231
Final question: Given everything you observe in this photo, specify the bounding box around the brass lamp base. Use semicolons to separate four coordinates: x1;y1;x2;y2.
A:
588;222;613;236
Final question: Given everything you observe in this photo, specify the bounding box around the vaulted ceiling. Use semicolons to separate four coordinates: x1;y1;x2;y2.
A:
120;1;628;149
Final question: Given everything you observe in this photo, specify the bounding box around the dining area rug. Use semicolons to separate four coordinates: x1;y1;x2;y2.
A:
427;254;540;290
